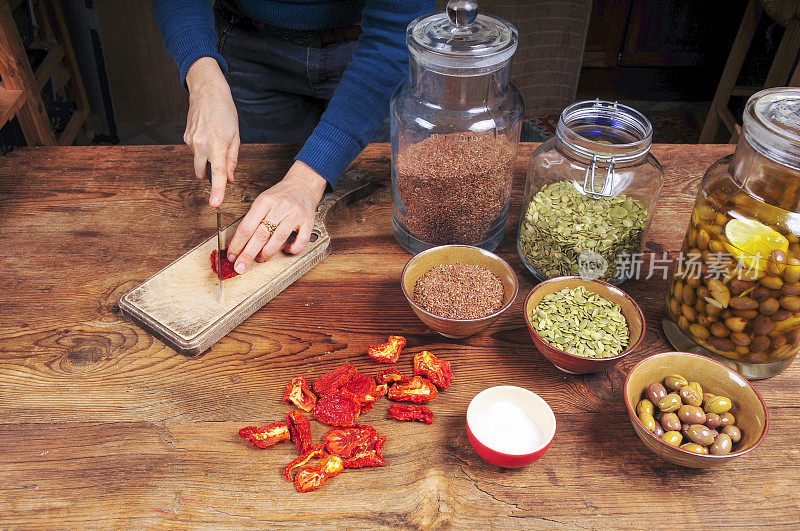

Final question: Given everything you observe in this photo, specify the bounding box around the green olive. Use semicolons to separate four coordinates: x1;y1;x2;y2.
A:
657;393;682;413
719;412;736;427
705;395;733;414
710;433;733;455
680;443;708;454
705;413;722;429
664;374;689;391
687;424;715;446
688;381;703;396
638;412;657;432
661;431;683;447
722;425;742;443
646;382;667;404
659;412;682;432
679;385;703;407
702;393;717;408
677;404;707;425
636;399;654;417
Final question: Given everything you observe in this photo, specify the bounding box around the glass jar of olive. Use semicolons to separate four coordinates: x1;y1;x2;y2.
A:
663;88;800;379
517;100;663;284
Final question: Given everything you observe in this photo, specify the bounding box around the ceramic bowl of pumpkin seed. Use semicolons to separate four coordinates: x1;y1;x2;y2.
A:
524;276;645;374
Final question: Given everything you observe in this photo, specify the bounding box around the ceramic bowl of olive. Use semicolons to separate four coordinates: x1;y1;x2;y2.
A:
401;245;518;339
624;351;769;468
523;276;645;374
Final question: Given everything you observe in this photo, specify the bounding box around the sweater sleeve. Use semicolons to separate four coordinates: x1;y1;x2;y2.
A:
152;0;228;87
295;0;433;187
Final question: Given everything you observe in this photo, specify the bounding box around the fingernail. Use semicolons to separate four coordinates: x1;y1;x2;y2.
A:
228;252;237;261
235;263;246;274
210;195;220;207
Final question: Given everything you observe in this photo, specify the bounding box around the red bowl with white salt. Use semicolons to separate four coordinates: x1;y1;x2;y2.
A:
466;386;556;468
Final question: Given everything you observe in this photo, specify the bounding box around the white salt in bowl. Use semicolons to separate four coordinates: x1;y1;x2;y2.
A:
466;386;556;468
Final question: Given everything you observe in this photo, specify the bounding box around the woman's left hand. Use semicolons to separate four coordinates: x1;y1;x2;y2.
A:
226;161;328;274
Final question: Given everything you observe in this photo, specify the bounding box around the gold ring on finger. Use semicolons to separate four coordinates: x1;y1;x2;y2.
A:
261;219;278;234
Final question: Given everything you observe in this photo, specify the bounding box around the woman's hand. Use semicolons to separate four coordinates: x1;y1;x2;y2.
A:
185;57;240;207
226;161;328;273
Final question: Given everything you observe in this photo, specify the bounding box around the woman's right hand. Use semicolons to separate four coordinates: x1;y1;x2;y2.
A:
185;57;240;207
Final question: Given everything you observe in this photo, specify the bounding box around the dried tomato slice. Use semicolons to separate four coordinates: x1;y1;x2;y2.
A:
294;466;328;492
285;410;313;454
376;368;409;385
283;376;317;412
343;436;386;469
283;444;325;481
313;393;361;427
367;335;406;363
210;250;238;280
387;376;438;403
340;373;376;404
362;383;387;404
413;351;453;389
238;422;290;449
390;403;434;424
313;364;359;396
323;425;379;459
318;455;344;478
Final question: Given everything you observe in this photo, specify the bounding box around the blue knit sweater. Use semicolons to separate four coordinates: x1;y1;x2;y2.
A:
152;0;432;187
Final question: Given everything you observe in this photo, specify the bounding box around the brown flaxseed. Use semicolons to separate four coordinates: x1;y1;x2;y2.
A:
395;131;515;245
412;263;505;320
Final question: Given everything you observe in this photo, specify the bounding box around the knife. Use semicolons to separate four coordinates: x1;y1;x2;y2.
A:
206;161;223;301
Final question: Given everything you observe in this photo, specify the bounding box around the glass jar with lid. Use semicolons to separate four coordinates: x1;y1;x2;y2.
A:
390;0;523;254
663;87;800;379
517;100;663;284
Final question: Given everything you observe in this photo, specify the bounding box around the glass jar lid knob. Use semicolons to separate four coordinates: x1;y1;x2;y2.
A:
447;0;478;27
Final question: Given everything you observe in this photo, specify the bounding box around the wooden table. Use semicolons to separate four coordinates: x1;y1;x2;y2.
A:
1;144;798;528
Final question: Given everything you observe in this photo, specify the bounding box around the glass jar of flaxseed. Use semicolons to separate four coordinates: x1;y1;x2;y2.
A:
390;0;523;254
663;87;800;379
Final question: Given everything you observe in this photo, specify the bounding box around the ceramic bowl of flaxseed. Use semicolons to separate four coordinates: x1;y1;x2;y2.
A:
401;245;518;339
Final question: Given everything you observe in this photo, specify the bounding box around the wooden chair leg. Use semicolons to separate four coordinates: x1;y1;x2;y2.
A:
699;0;762;143
0;0;55;145
764;17;800;87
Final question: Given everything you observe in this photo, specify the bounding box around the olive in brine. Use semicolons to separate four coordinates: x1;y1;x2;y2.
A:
677;404;707;425
719;412;736;426
709;433;733;455
687;424;715;446
705;395;733;414
636;399;654;417
646;382;667;404
657;393;682;413
680;443;708;454
722;425;742;443
705;413;722;429
679;385;703;407
639;412;657;432
664;374;688;391
661;431;683;447
688;381;703;395
660;412;682;432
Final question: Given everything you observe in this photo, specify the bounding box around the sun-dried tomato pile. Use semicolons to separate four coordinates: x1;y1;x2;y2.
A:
237;336;453;492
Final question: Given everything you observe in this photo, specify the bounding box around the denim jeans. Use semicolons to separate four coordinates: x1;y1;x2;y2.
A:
215;12;389;144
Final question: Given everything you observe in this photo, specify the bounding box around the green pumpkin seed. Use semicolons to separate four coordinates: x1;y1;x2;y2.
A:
531;286;630;358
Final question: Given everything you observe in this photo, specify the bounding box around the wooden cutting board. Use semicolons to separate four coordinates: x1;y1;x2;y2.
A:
119;170;371;356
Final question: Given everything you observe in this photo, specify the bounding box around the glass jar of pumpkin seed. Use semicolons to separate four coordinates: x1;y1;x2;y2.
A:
517;100;662;284
663;88;800;379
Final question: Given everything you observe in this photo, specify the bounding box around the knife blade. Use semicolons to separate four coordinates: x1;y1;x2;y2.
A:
206;161;223;301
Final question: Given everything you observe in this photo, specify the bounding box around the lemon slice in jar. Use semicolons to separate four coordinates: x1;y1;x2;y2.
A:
724;218;788;273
